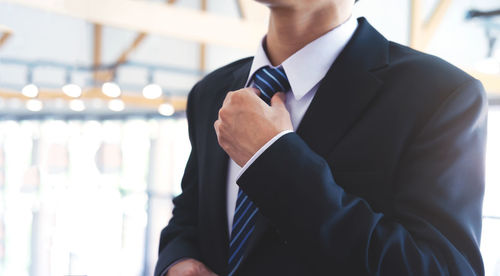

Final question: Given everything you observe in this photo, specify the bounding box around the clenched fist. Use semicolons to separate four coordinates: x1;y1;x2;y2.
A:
214;88;293;167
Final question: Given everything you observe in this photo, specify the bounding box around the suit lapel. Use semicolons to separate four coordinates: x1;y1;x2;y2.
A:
226;62;271;268
296;18;389;159
202;60;252;274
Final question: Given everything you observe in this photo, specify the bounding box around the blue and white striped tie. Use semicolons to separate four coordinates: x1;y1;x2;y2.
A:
228;66;291;275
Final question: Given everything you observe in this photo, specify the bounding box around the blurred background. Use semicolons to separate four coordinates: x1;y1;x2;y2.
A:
0;0;499;275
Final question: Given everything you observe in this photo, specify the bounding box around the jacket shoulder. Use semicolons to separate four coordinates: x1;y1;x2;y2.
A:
186;57;253;124
194;57;253;93
386;42;476;87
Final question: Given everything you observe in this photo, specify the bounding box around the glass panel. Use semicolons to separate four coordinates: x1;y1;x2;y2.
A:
0;118;189;276
484;106;500;217
0;106;497;275
482;217;500;276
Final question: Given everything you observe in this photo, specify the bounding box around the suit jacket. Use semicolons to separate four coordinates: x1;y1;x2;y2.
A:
155;18;487;276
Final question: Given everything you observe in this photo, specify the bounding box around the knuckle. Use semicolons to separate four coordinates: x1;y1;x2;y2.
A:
231;91;243;102
218;137;226;147
226;91;234;100
218;108;227;120
184;267;198;276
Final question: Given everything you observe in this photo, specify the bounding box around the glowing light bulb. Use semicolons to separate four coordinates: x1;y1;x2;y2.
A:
69;99;85;112
62;83;82;98
108;99;125;112
26;99;43;112
22;84;39;98
102;82;121;98
158;102;175;116
142;84;163;99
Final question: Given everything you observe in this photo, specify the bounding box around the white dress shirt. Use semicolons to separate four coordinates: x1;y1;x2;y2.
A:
226;16;358;233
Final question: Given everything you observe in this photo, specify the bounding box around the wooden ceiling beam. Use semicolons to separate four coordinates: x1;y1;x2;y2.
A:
0;0;267;51
199;0;207;73
0;33;11;48
410;0;453;50
0;88;187;111
93;24;103;83
236;0;246;19
100;0;179;82
0;24;13;49
0;24;12;33
104;32;148;81
409;0;500;95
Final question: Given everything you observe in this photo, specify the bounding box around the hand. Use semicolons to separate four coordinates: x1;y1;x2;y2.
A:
166;258;218;276
214;88;293;167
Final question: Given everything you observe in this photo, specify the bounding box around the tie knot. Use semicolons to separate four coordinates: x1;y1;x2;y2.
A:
252;66;291;104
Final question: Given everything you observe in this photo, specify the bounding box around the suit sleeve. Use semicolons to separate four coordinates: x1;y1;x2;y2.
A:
154;83;202;276
237;79;487;275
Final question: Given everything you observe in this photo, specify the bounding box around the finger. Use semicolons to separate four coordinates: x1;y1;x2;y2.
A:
214;120;220;137
249;87;261;96
223;91;234;106
270;92;287;108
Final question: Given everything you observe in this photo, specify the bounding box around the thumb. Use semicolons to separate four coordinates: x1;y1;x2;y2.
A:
270;92;286;108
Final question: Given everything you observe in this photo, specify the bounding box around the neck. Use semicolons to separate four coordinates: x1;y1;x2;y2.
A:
265;2;353;66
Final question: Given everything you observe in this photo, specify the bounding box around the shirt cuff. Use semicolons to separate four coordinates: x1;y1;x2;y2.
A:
236;130;293;180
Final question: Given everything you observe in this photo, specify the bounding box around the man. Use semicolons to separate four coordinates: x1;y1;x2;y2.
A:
155;0;487;275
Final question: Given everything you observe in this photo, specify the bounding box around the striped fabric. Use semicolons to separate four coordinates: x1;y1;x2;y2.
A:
252;66;291;105
228;66;290;276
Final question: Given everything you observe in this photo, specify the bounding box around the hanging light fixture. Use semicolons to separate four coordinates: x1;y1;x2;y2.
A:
108;99;125;112
62;84;82;98
22;84;39;98
143;83;163;99
62;71;82;98
142;71;163;99
22;69;42;111
102;82;121;98
25;99;43;112
69;99;85;112
158;101;175;116
21;69;39;98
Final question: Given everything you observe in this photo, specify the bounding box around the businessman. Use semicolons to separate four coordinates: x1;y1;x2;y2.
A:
155;0;487;275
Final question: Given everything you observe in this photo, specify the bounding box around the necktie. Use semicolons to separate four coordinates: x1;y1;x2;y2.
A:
228;66;291;275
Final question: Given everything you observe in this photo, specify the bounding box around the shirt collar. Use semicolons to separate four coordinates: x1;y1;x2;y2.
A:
246;16;358;101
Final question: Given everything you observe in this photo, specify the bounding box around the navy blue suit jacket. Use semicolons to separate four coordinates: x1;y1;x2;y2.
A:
155;18;487;276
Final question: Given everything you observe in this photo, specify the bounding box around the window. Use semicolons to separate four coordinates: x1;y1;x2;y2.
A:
0;107;498;275
482;105;500;276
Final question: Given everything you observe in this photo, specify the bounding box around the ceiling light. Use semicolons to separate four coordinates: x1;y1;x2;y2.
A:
69;99;85;112
108;99;125;112
142;84;163;99
22;84;39;98
102;82;121;98
158;102;175;116
26;99;43;112
62;83;82;98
